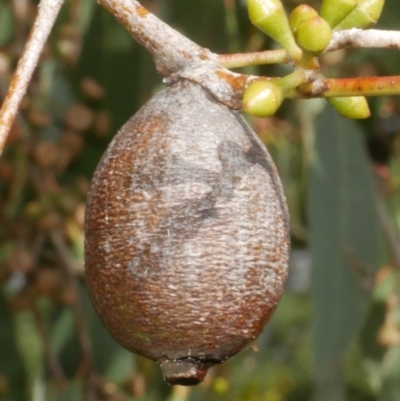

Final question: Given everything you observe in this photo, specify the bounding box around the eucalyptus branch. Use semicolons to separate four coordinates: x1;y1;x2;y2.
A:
4;0;400;156
326;28;400;52
99;2;400;101
96;0;218;76
0;0;64;155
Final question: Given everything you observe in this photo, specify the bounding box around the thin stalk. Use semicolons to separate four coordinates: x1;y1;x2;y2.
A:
296;75;400;98
218;49;290;68
0;0;64;155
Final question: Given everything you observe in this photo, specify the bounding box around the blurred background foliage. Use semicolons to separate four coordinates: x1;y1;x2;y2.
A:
1;0;400;400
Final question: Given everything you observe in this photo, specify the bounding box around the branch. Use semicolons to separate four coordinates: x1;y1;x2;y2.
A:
0;0;64;155
97;0;246;108
98;2;400;101
4;0;400;156
97;0;217;76
326;28;400;52
219;29;400;68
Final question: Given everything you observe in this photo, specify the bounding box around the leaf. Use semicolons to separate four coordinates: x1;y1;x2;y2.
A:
0;290;28;401
379;346;400;401
13;310;44;400
78;5;150;133
0;3;13;46
164;0;228;52
51;379;83;401
308;106;380;401
76;3;156;177
50;307;75;355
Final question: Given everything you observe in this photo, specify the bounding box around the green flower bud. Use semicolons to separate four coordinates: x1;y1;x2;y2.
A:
295;16;332;55
247;0;302;61
289;5;318;33
334;0;384;30
243;80;283;117
320;0;358;28
328;96;371;119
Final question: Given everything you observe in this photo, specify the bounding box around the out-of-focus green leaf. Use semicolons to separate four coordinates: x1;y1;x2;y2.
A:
50;307;75;354
379;346;400;401
78;5;154;128
308;106;380;401
103;348;134;382
51;379;83;401
13;310;43;400
163;0;227;52
39;58;75;113
0;3;13;46
75;5;157;177
0;290;28;401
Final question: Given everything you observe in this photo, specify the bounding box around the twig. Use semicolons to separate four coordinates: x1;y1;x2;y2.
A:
218;49;290;68
4;0;400;157
91;0;244;109
98;2;400;101
326;28;400;52
219;29;400;68
0;0;64;155
296;75;400;98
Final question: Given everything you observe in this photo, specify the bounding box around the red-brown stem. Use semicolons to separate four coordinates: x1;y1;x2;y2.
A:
296;75;400;98
0;0;64;155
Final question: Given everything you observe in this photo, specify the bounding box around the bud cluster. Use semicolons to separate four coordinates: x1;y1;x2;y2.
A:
244;0;384;119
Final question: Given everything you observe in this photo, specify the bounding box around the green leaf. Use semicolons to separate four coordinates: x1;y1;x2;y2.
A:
51;379;83;401
50;307;75;355
0;290;28;401
13;310;44;400
379;346;400;401
0;3;13;46
308;106;380;401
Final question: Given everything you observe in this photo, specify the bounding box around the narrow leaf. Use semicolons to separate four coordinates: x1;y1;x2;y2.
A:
308;106;380;401
0;290;28;401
